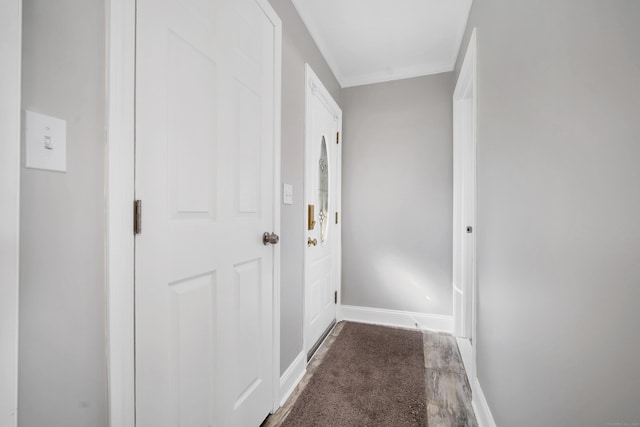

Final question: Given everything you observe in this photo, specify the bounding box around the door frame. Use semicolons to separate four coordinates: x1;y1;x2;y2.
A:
105;1;283;425
0;1;22;425
452;28;478;380
302;64;342;357
105;1;135;425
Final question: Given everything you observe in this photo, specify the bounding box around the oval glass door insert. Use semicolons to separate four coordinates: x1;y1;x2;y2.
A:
319;136;329;242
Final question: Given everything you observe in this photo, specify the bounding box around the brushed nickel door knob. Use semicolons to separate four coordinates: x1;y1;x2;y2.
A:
263;232;279;245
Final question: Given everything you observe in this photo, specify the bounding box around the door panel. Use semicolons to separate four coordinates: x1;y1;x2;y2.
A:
235;82;262;215
135;0;277;425
169;273;216;427
232;259;263;406
167;30;218;220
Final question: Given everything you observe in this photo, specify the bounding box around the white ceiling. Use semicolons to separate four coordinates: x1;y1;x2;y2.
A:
291;0;472;88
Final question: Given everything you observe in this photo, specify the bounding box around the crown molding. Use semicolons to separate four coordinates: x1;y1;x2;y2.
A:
340;62;454;88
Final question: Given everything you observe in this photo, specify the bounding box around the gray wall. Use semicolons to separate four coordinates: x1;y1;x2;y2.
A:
455;0;640;425
19;1;106;426
267;0;342;372
341;74;454;315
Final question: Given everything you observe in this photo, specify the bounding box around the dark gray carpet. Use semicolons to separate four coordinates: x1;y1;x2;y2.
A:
281;322;427;426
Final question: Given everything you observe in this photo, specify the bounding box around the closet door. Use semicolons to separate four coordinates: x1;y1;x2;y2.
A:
135;0;279;425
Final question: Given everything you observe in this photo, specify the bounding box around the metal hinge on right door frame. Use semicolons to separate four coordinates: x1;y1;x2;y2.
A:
134;200;142;235
334;291;338;304
336;131;340;144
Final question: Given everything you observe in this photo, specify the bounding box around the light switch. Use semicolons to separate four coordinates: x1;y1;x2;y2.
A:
283;184;293;205
24;110;67;172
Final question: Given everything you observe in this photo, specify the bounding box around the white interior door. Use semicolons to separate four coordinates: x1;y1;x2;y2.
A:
304;65;342;357
135;0;280;425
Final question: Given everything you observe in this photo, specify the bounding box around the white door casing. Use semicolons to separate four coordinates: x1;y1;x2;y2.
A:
452;29;478;379
135;0;281;426
0;1;21;425
303;64;342;356
106;0;136;425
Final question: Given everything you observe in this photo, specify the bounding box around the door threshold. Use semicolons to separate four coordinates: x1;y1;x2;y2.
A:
307;320;337;362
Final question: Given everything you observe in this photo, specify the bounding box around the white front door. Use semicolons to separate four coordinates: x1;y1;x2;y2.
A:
135;0;280;425
304;65;342;357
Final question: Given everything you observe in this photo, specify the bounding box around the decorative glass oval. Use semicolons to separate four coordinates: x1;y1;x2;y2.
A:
319;136;329;242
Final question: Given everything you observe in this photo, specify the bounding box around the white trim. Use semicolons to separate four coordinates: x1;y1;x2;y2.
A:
459;342;497;427
453;29;478;100
255;0;283;413
278;351;306;407
340;305;453;333
335;116;342;309
451;0;474;78
454;29;491;427
306;68;341;118
471;377;497;427
455;337;473;379
452;27;477;346
0;1;22;425
105;0;136;425
340;62;453;88
302;64;343;356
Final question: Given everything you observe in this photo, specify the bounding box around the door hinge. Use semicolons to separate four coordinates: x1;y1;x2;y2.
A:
334;291;338;304
335;212;339;224
336;132;340;144
134;200;142;235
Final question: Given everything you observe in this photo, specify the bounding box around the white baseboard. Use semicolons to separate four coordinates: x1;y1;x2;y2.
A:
279;351;306;407
471;377;497;427
456;337;474;377
339;305;453;333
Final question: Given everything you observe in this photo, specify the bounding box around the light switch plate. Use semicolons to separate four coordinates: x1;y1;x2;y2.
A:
24;110;67;172
283;184;293;205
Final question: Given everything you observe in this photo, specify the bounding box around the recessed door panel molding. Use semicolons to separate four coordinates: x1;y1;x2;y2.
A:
233;258;262;403
135;0;281;426
169;272;217;426
235;81;262;215
167;30;218;220
303;64;342;357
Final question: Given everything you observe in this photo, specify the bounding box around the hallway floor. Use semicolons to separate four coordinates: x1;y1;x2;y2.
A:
264;322;477;426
